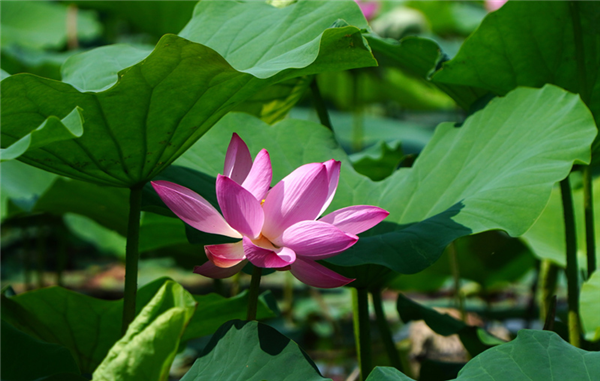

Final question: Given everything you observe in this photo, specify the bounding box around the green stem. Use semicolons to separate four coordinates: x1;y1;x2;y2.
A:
538;260;559;323
583;166;596;278
569;1;589;104
448;241;465;322
22;225;32;291
371;289;403;372
560;177;581;347
246;266;262;321
309;77;333;131
569;1;596;280
353;287;372;381
121;184;144;335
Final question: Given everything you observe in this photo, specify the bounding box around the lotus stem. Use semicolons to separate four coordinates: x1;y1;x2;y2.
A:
246;265;262;321
582;166;596;278
538;259;559;323
56;225;68;287
569;1;596;280
559;177;580;347
310;77;333;131
121;183;144;335
372;288;403;372
353;287;372;380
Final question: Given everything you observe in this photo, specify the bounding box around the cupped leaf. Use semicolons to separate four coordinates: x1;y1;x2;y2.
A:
179;0;371;78
1;106;84;162
92;280;196;381
1;278;276;374
432;1;600;160
397;294;504;357
521;177;600;270
4;1;376;187
180;320;330;381
327;85;597;273
367;330;600;380
1;320;81;381
581;270;600;342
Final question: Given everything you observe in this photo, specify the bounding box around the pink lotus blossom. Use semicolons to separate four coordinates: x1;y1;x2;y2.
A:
354;0;379;21
485;0;507;12
152;133;389;288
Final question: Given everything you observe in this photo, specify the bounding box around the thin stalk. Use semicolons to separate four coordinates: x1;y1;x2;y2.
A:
310;78;333;131
213;278;224;296
569;1;596;279
538;260;559;323
66;5;79;50
543;295;558;332
448;241;465;322
121;184;144;335
246;266;262;321
560;177;581;347
371;289;403;372
583;166;596;278
352;287;372;381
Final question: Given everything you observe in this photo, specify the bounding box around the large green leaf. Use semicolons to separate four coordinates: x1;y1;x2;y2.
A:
521;177;600;270
180;320;330;381
2;1;376;187
367;330;600;380
432;1;600;160
581;270;600;342
397;294;504;357
158;85;595;275
0;1;101;50
92;280;196;381
327;85;596;273
1;278;276;374
1;320;81;381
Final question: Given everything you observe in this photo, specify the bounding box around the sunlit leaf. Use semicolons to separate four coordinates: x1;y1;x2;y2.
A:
432;1;600;161
160;85;596;275
92;280;196;381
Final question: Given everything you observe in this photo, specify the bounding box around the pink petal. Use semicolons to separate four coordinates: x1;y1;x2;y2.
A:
290;258;355;288
319;159;341;216
151;181;241;238
204;241;245;268
243;237;296;268
261;163;329;240
319;205;389;235
216;175;264;239
242;149;272;201
485;0;507;11
224;133;253;184
277;220;358;259
193;260;247;279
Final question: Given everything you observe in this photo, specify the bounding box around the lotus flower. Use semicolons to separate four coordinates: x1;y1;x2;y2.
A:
152;133;389;288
